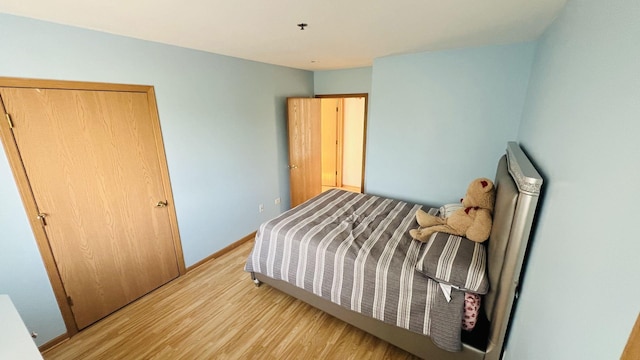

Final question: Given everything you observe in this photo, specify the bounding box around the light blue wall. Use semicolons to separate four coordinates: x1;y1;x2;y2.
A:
0;153;66;345
313;67;372;95
5;3;638;356
507;0;640;359
365;43;536;206
0;14;313;346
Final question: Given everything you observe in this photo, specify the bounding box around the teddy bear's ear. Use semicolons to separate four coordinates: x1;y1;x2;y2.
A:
477;178;494;193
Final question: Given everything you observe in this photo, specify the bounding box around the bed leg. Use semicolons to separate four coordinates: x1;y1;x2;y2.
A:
250;272;261;287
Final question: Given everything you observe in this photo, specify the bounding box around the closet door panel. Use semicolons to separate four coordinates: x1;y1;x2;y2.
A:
1;88;179;329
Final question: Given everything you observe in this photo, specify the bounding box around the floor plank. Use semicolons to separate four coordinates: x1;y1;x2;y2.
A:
43;241;418;359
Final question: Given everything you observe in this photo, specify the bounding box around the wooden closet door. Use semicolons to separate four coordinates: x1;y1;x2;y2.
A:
0;87;179;329
287;98;322;207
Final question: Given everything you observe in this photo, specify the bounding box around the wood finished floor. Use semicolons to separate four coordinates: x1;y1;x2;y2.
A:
43;241;418;359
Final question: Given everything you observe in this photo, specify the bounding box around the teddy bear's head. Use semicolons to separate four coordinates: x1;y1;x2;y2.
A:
461;178;495;212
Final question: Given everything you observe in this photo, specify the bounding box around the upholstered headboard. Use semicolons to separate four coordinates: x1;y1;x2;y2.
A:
483;142;543;360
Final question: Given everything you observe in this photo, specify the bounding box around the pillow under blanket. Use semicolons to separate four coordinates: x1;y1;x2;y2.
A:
462;293;481;331
415;232;489;294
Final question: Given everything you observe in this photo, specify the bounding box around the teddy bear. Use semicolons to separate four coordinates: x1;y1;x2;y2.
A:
409;177;496;243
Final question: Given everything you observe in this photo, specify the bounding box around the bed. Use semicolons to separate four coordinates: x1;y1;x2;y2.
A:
245;142;542;360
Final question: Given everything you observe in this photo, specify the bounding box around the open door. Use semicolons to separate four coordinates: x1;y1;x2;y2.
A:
318;94;367;193
287;94;367;208
287;98;322;207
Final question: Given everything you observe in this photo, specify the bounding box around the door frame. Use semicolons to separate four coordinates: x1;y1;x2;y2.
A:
320;97;344;188
315;93;368;192
0;77;186;337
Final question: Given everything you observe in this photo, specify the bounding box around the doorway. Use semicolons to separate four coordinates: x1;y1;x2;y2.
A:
287;94;367;207
319;95;366;194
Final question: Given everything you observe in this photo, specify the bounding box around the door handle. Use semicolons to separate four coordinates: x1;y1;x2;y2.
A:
37;213;48;226
155;201;168;208
288;165;298;169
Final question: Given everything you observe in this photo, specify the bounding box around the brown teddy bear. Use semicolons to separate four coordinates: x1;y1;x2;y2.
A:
409;178;496;243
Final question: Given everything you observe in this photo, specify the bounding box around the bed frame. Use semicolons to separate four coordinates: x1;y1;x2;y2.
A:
252;142;543;360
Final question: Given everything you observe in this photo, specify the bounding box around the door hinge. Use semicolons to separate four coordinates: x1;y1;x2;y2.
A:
67;296;74;306
5;113;13;128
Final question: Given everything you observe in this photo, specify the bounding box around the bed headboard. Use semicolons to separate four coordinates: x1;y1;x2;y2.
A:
484;142;543;360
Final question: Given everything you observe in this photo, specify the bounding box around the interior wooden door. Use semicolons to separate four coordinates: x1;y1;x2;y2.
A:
287;98;321;207
0;87;180;330
622;313;640;360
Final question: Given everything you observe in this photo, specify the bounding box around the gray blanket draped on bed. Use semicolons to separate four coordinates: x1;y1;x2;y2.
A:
245;189;465;351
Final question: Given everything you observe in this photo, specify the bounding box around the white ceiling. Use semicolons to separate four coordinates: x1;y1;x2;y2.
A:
0;0;567;71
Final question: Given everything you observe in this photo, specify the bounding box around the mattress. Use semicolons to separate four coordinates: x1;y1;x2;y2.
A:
245;189;467;351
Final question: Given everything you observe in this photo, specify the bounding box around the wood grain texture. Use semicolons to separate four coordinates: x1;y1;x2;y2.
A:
186;231;256;271
287;98;322;208
0;77;152;92
145;87;186;276
38;334;70;353
0;78;185;336
622;313;640;360
1;86;179;330
0;91;79;335
42;241;418;360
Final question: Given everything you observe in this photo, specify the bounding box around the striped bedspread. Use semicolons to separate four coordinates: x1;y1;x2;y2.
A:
245;189;465;351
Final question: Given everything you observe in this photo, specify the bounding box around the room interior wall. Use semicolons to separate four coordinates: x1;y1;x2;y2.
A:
507;0;640;358
365;42;537;206
0;153;66;346
0;13;313;346
5;2;637;357
314;67;372;95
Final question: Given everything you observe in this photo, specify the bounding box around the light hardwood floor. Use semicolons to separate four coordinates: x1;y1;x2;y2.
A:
43;241;418;359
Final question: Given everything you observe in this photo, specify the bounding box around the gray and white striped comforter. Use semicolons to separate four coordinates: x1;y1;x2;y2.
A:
245;189;465;351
